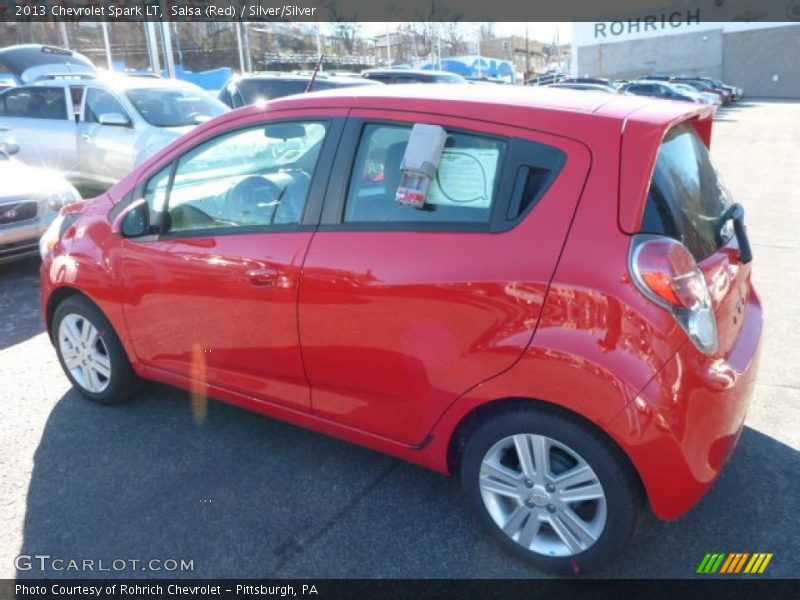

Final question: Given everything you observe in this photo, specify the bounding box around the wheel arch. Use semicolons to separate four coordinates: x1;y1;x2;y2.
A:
444;396;645;505
46;285;84;339
46;287;138;370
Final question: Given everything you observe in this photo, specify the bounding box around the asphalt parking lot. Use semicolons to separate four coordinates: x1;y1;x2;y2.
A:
1;100;798;580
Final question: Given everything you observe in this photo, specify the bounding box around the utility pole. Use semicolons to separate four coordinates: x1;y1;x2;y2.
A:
437;27;442;70
160;22;176;79
145;22;161;75
243;24;253;72
58;23;69;49
555;28;561;72
476;35;482;77
235;22;246;74
384;22;391;66
525;24;530;81
101;22;113;71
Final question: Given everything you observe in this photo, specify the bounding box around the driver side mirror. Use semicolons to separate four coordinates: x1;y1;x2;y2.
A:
119;201;151;237
98;112;130;127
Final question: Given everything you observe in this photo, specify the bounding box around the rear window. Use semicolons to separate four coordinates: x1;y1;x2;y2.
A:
641;123;732;260
239;79;309;103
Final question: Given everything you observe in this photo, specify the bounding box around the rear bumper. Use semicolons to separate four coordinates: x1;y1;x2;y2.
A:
607;292;763;520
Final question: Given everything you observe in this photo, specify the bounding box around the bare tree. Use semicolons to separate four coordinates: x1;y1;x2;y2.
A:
325;1;363;55
442;22;469;56
480;22;497;41
327;22;362;55
404;1;465;60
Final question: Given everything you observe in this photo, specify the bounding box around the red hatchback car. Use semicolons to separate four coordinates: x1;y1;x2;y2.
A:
40;85;762;573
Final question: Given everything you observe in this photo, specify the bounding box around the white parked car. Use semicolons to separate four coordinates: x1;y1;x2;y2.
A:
0;74;229;188
671;82;722;105
0;138;80;263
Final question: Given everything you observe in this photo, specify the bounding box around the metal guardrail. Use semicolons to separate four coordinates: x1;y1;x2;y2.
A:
263;53;383;67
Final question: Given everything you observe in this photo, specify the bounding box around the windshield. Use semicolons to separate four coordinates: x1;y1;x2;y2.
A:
641;123;733;260
435;73;466;83
125;87;227;127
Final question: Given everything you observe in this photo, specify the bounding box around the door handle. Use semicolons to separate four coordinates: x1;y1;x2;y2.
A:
246;267;291;287
0;124;11;132
81;133;91;141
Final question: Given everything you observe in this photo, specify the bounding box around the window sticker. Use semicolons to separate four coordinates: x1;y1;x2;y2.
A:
427;148;499;208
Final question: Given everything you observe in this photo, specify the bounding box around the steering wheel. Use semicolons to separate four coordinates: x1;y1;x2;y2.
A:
272;170;311;224
225;176;285;225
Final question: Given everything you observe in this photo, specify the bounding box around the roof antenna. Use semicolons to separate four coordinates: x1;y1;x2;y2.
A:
306;54;325;93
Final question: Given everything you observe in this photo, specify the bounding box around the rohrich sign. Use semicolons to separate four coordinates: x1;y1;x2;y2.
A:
592;9;702;40
574;19;800;48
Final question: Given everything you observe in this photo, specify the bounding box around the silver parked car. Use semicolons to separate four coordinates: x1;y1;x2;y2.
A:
0;138;80;264
0;75;229;188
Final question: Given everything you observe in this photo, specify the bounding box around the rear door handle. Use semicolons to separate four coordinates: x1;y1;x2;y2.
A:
81;133;91;141
0;124;11;132
246;267;291;288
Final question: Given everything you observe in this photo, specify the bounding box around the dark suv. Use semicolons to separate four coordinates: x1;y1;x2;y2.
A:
361;69;466;84
218;72;381;108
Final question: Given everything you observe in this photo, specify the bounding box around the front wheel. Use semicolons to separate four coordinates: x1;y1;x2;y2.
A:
460;408;644;575
53;295;140;405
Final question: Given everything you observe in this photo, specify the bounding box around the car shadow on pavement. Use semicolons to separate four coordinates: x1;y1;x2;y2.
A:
17;386;800;579
0;258;44;351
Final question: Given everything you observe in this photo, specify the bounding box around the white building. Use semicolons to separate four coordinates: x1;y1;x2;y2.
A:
572;17;800;98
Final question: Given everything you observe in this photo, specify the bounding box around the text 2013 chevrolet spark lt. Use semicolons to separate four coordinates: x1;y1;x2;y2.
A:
40;85;762;573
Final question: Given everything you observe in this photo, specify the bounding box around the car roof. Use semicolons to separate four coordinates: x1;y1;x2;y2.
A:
237;73;322;81
551;83;615;91
363;69;461;77
23;74;205;93
257;83;714;130
233;73;380;86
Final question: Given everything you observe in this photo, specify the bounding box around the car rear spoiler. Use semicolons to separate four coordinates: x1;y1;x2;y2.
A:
617;105;716;235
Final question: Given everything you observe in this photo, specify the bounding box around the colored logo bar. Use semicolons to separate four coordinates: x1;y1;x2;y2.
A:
697;553;773;574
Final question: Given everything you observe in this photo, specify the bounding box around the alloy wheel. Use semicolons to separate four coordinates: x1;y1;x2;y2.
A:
58;313;112;393
479;433;607;557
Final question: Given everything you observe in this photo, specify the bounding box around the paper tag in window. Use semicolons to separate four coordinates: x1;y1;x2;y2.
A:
427;149;499;209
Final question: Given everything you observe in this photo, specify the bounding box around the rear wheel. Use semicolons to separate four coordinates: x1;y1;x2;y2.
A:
460;408;643;574
53;295;140;405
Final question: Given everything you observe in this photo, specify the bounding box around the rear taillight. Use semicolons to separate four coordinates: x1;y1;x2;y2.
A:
629;234;718;354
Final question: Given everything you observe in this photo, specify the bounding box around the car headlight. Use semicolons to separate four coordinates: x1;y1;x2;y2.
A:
46;187;80;210
39;211;80;259
39;213;65;259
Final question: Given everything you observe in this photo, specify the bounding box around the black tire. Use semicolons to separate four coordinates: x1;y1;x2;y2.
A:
460;407;644;575
52;295;141;405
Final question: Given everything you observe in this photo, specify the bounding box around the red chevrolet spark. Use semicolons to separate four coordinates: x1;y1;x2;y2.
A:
40;85;762;573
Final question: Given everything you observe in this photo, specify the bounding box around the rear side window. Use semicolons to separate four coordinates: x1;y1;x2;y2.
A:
344;124;506;225
0;87;67;120
641;123;732;260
